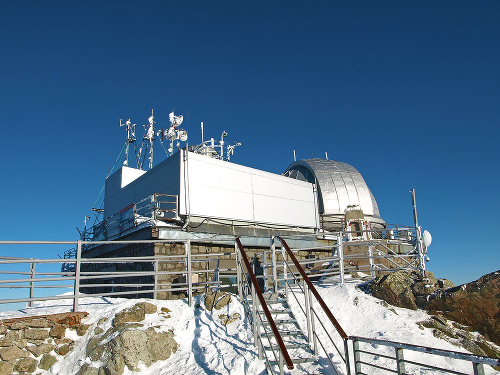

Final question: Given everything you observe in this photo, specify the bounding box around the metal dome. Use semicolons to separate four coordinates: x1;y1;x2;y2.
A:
283;159;384;227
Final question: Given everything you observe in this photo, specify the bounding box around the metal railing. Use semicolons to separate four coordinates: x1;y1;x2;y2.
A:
0;239;235;312
86;193;180;241
269;236;500;375
350;335;499;375
272;235;351;375
235;238;294;375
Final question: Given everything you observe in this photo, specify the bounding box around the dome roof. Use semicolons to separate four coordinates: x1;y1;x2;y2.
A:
283;159;383;222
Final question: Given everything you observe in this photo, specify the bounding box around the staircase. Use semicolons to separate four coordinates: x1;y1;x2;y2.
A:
243;291;319;374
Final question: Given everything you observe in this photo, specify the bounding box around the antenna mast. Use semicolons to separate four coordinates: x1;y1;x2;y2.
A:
120;119;136;167
145;109;155;170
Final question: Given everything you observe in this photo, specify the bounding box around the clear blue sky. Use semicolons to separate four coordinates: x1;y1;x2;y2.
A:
1;1;498;285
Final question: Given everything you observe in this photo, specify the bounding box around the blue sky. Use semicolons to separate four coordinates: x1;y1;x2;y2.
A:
1;1;498;285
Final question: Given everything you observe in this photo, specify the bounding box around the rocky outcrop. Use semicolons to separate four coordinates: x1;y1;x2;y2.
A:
81;302;178;375
418;315;500;370
364;269;500;363
365;270;455;310
0;312;88;374
425;270;500;346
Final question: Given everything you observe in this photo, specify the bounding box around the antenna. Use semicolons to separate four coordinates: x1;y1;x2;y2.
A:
144;109;155;170
120;118;136;167
293;150;296;161
201;121;204;143
325;152;328;160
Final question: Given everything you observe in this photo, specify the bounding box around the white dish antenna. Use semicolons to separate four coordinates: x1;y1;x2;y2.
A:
169;110;183;128
422;230;432;248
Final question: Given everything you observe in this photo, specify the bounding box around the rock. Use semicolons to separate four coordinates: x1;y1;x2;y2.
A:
114;303;146;325
14;357;38;373
0;361;14;375
0;346;29;361
39;353;57;370
78;324;91;336
28;319;50;328
8;322;25;330
419;315;500;363
144;302;157;314
13;339;27;348
146;327;178;361
366;271;418;310
0;326;6;335
98;318;108;326
218;313;240;326
24;328;50;340
118;329;152;370
50;323;67;339
55;343;72;356
426;270;500;346
205;291;232;311
27;343;55;357
94;327;104;335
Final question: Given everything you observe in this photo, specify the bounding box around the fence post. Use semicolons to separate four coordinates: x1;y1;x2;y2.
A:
338;234;344;284
473;362;485;375
236;242;243;300
368;245;375;278
73;241;82;312
353;339;362;375
186;239;192;307
304;281;313;348
395;347;406;374
309;284;318;355
271;237;278;293
28;261;36;308
344;339;352;375
153;258;158;300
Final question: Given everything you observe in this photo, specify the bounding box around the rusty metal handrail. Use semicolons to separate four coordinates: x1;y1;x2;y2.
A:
235;238;294;371
275;236;348;340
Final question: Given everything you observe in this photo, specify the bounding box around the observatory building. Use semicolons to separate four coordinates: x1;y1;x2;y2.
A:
79;110;399;299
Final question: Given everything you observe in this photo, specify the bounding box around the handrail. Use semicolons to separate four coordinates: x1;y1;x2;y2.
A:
235;238;294;371
275;236;348;340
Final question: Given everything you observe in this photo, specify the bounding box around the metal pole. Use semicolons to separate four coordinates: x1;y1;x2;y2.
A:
236;242;243;300
344;339;352;375
411;189;426;278
304;281;313;348
368;245;375;278
28;261;36;308
271;237;278;293
396;347;406;374
153;259;158;300
353;339;362;375
73;241;82;312
473;362;485;375
338;234;344;284
186;239;192;307
309;286;318;355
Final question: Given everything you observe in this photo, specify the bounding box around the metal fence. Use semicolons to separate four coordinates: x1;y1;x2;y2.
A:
0;239;235;312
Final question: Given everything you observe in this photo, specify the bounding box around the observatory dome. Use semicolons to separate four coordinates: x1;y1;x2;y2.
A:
283;159;385;228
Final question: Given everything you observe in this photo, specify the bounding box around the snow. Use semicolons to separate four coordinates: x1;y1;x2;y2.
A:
1;278;498;374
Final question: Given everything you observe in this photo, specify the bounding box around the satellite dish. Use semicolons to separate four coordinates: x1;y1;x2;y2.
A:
169;111;183;127
422;230;432;247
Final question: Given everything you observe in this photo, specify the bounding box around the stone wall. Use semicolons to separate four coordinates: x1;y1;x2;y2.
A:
0;312;88;375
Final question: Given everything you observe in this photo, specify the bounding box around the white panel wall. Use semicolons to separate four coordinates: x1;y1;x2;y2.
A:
104;152;181;217
180;151;318;228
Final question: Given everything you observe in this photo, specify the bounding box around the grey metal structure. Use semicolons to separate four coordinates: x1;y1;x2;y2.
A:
283;159;385;229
